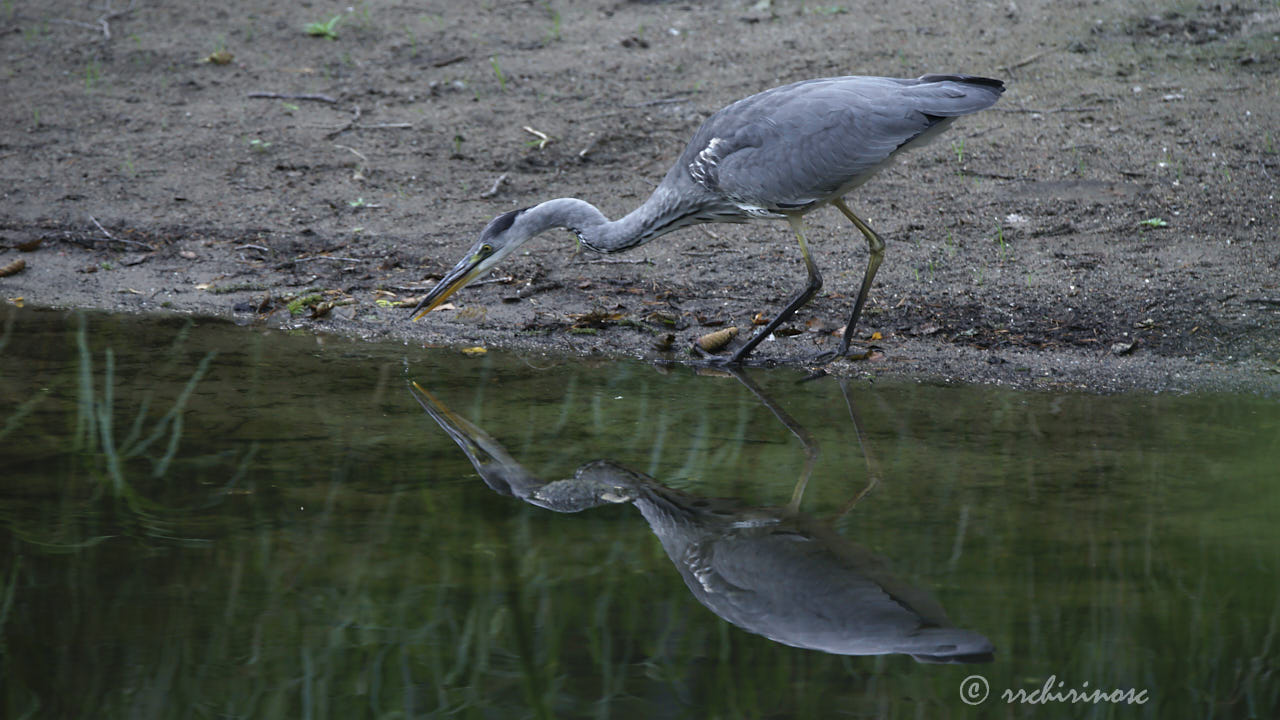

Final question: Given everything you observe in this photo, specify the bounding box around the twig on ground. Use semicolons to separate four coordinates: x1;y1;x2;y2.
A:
625;92;696;108
570;258;655;266
85;216;155;250
999;47;1055;72
248;92;339;104
479;173;509;199
89;215;114;239
522;126;549;149
70;234;155;251
54;0;136;40
334;144;368;163
430;54;468;67
326;105;363;139
322;108;413;139
298;256;363;263
582;92;696;121
993;106;1102;114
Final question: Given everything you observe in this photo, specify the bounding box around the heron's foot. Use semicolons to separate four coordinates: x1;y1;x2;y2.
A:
808;346;874;365
689;348;779;369
689;343;736;365
698;354;740;368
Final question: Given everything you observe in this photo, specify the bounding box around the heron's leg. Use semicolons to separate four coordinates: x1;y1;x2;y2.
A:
727;368;820;516
831;198;885;357
830;378;881;520
726;215;823;364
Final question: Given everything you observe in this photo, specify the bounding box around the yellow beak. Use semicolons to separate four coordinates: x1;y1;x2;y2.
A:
409;258;485;321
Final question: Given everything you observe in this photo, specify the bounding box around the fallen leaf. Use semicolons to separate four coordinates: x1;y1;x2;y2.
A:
461;346;487;356
7;297;23;307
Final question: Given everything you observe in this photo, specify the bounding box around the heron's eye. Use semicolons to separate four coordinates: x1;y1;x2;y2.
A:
479;244;493;257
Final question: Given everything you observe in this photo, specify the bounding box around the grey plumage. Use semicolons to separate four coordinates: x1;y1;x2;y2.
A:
412;74;1005;364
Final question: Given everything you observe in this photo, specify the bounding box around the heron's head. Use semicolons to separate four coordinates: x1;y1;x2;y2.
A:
410;208;529;320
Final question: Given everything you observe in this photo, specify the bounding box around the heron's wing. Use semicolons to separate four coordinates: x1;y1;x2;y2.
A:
689;76;1002;210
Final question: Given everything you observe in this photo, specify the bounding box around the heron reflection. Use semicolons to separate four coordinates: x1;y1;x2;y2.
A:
411;373;993;664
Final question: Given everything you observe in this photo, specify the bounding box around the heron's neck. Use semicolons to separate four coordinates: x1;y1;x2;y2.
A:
517;191;692;254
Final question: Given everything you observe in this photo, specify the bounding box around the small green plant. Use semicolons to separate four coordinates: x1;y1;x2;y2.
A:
349;197;369;208
208;282;267;295
121;156;136;177
84;60;101;90
490;56;507;92
305;15;342;39
952;138;964;165
355;3;372;27
994;224;1008;262
248;138;272;153
1138;218;1168;228
545;3;561;41
287;293;324;316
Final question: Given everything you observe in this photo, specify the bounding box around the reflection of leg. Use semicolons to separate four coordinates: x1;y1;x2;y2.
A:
727;215;823;364
728;368;820;515
832;198;886;357
833;378;881;519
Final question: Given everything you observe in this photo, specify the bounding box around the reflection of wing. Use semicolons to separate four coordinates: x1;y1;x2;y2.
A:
661;518;994;662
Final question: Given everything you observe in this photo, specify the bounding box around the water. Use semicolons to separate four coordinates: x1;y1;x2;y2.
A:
1;307;1277;718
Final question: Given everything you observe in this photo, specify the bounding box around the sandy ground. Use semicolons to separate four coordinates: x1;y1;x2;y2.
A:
2;0;1278;393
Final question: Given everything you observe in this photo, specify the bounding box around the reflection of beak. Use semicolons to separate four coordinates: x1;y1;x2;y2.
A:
409;256;484;321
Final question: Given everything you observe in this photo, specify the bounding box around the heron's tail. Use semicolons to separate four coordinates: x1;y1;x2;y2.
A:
910;74;1005;117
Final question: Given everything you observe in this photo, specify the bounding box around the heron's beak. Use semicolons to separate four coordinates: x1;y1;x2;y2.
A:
409;254;486;321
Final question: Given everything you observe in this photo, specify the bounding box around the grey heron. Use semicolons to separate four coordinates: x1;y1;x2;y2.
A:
411;74;1005;364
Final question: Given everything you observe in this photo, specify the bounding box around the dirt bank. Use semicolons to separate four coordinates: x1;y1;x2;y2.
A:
2;1;1278;393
